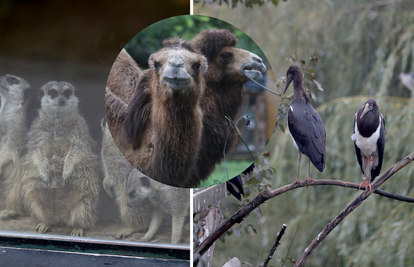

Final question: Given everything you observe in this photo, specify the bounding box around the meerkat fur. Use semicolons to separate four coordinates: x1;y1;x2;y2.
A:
126;169;190;244
0;74;32;219
22;81;100;236
101;118;152;239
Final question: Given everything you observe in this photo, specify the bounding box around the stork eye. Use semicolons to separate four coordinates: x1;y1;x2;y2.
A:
49;89;58;98
192;62;201;73
153;61;161;72
369;104;373;110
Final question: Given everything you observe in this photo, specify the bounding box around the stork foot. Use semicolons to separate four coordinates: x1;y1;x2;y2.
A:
289;178;301;188
358;180;372;192
306;177;314;188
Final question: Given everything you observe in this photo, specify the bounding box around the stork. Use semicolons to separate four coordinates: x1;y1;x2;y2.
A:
351;98;385;191
283;65;326;184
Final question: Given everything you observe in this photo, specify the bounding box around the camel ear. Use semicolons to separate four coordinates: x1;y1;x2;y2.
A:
202;56;208;74
125;71;152;149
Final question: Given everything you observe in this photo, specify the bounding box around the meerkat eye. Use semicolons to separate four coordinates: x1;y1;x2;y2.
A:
128;189;136;198
153;61;161;72
192;62;201;73
64;89;72;98
49;89;58;98
7;76;19;85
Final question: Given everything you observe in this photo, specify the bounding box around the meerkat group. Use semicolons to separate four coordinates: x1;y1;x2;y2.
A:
0;76;190;243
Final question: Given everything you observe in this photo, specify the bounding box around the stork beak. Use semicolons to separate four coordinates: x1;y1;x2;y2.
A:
283;75;292;95
360;103;370;119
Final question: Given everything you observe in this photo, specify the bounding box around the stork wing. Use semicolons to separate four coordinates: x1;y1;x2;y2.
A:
371;114;385;181
287;101;326;172
352;113;364;174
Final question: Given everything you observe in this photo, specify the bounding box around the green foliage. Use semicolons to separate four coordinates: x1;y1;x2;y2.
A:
124;15;265;68
195;0;287;9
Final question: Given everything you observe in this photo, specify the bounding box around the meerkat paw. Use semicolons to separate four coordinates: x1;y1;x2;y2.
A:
103;178;114;198
116;228;136;239
0;209;19;220
35;223;50;233
71;228;84;237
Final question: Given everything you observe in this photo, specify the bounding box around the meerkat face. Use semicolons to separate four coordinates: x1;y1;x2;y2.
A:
0;74;32;113
126;170;157;207
40;81;78;115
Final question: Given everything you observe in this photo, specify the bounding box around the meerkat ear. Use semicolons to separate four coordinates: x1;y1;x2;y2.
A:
24;87;33;102
37;89;44;101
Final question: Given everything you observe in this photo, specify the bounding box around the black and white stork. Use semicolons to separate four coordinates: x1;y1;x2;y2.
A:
283;65;326;184
351;98;385;191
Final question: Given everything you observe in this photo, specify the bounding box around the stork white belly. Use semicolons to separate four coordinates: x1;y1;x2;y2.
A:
351;115;382;157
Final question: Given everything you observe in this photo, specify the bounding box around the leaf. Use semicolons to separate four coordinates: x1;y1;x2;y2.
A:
271;0;279;5
312;79;324;92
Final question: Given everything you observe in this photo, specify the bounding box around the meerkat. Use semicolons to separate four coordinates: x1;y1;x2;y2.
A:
126;168;190;244
100;118;152;239
0;74;32;219
22;81;100;237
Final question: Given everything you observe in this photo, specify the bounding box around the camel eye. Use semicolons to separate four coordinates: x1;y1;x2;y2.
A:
220;52;233;62
153;61;161;72
192;62;201;73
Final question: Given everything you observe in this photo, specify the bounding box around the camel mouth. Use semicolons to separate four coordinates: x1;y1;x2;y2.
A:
241;62;266;80
164;77;192;91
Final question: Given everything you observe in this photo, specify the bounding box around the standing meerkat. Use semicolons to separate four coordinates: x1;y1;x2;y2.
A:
0;74;32;219
100;118;152;239
126;169;190;244
22;81;100;237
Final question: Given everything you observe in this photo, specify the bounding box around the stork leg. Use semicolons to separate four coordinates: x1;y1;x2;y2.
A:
293;152;302;185
307;159;313;184
358;156;372;191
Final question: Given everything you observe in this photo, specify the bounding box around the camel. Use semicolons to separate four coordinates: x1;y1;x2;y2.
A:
189;29;266;186
105;29;266;188
105;37;208;187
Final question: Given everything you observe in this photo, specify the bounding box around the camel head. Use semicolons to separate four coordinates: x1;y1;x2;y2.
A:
190;29;266;85
148;38;208;97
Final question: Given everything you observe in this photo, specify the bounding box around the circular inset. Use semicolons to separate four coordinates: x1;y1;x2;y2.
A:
104;15;276;188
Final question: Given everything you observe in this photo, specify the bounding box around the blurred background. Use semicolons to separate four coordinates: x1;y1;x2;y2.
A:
195;0;414;266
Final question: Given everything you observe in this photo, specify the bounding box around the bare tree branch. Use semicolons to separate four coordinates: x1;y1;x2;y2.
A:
263;224;287;267
193;152;414;260
293;152;414;267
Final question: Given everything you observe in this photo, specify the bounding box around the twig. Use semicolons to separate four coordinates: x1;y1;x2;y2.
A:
225;115;255;161
193;152;414;260
246;76;280;96
281;227;299;267
293;152;414;267
263;224;287;267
